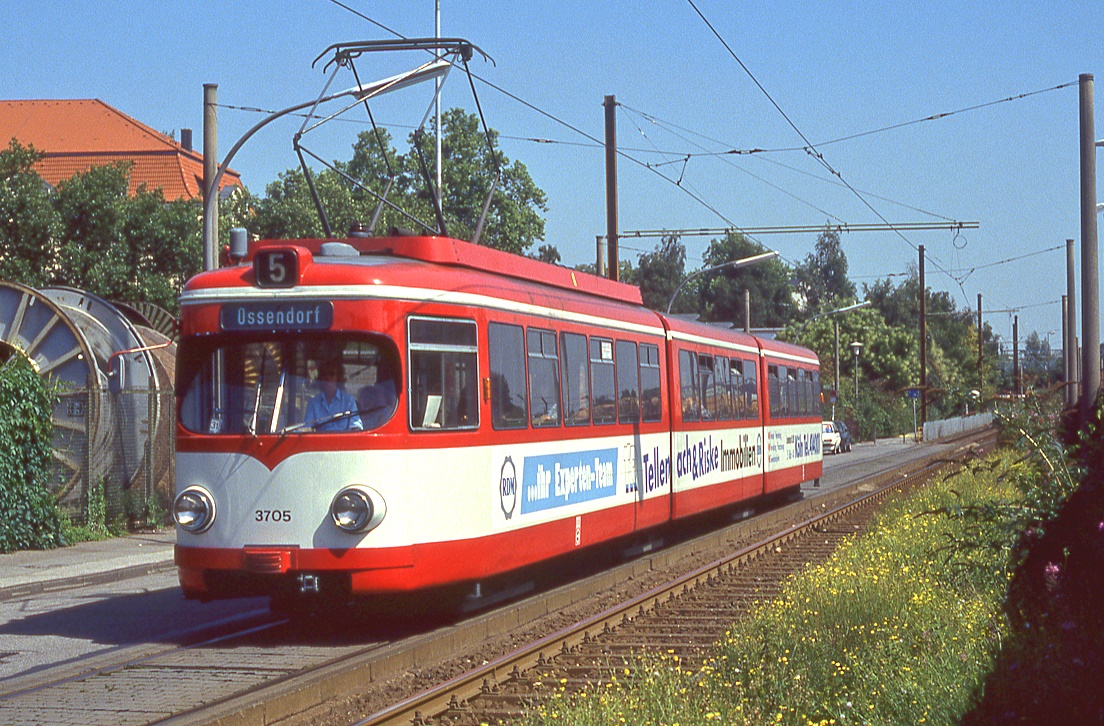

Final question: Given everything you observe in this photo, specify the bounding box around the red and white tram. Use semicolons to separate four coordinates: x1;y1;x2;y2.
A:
173;233;822;606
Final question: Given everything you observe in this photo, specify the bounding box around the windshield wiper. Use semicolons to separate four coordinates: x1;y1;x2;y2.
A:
278;403;390;435
269;369;286;434
248;380;262;437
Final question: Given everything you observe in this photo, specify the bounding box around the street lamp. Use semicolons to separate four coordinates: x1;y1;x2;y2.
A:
850;341;863;400
794;300;873;341
665;250;779;314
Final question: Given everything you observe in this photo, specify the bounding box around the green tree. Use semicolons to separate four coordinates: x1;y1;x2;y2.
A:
793;228;856;314
863;272;998;416
574;259;634;283
50;163;205;312
1022;331;1059;390
635;235;689;312
118;188;204;310
532;244;561;264
253;109;548;254
405;109;547;252
0;140;60;286
54;162;131;294
251;168;361;240
698;231;796;327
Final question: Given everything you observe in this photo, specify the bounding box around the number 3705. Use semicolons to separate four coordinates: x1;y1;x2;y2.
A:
255;509;292;523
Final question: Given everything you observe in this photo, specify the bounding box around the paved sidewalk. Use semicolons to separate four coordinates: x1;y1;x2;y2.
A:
0;529;177;601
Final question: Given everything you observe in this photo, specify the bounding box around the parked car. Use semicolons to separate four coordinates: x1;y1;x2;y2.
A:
822;420;841;454
834;420;853;452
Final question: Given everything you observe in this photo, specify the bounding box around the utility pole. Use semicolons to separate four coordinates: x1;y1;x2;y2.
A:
603;95;619;282
919;244;927;427
202;83;218;271
1079;74;1100;421
1013;315;1020;397
1062;294;1070;405
977;293;983;395
834;321;840;408
743;289;751;333
1066;238;1078;408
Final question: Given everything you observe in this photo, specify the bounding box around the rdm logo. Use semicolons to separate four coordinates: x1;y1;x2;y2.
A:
499;456;518;519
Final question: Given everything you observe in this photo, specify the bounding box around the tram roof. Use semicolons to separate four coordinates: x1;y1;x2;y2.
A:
239;235;645;306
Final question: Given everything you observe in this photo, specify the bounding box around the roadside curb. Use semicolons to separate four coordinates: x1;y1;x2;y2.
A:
0;558;177;602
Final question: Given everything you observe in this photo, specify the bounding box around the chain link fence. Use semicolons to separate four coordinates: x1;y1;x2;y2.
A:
48;386;175;527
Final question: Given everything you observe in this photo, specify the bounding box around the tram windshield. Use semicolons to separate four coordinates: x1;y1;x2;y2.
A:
178;334;400;435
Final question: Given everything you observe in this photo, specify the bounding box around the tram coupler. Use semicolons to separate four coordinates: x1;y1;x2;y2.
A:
297;573;322;594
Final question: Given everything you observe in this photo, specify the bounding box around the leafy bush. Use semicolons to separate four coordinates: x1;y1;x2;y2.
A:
0;356;65;552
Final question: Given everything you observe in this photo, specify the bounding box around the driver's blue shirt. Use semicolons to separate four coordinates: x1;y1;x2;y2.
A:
304;388;363;431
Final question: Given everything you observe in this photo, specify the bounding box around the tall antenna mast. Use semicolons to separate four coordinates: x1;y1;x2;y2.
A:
435;1;443;195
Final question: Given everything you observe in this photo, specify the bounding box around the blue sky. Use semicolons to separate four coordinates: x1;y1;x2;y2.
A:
3;1;1103;348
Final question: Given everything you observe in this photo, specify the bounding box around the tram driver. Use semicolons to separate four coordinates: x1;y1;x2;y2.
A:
305;360;364;432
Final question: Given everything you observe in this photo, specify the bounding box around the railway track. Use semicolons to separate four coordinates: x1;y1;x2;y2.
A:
357;435;991;726
0;431;992;726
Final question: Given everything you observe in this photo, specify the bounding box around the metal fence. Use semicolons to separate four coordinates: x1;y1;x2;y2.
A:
48;387;175;526
922;412;994;443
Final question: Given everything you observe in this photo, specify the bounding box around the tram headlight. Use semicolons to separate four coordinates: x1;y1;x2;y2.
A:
330;485;386;533
173;486;215;533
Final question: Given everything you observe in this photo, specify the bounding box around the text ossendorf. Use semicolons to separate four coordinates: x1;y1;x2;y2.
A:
220;301;335;332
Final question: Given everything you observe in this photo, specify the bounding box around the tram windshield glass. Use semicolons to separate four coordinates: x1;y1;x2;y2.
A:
178;334;400;435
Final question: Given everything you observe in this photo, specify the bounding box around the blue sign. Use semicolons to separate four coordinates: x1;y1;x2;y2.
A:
520;449;618;514
220;301;334;331
906;388;920;399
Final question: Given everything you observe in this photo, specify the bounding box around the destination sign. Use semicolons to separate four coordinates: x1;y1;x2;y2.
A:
219;301;334;331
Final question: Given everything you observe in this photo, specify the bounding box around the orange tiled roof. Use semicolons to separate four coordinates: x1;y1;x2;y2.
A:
0;99;242;201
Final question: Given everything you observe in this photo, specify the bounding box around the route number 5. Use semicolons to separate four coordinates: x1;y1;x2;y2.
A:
255;249;298;288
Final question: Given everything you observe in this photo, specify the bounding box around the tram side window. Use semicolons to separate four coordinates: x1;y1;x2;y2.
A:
528;328;561;427
561;332;590;426
729;359;745;420
715;355;732;421
768;364;782;419
488;323;528;429
812;371;822;416
616;340;640;423
787;368;799;418
679;349;699;422
590;337;616;425
408;317;479;430
744;359;759;420
698;354;716;420
640;343;662;423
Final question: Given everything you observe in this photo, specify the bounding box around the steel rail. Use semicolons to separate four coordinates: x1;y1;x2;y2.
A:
356;439;987;726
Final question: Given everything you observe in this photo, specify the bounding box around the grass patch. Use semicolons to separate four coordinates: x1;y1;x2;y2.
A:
524;451;1026;726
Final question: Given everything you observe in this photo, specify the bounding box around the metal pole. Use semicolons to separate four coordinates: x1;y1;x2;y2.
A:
1013;315;1020;397
912;397;917;442
834;321;840;401
1066;237;1078;407
977;293;983;396
435;0;442;196
1059;293;1068;403
1079;74;1100;420
604;95;619;281
595;236;607;277
743;289;751;333
853;349;859;400
919;244;927;426
203;83;218;271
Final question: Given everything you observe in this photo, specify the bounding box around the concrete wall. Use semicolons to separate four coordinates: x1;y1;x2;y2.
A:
923;412;994;442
